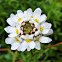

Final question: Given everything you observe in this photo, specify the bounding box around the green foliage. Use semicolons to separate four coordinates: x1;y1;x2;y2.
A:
0;0;62;62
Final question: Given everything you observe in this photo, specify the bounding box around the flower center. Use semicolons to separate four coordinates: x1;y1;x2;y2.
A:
20;21;38;35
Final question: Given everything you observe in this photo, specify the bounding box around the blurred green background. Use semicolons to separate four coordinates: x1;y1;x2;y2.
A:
0;0;62;62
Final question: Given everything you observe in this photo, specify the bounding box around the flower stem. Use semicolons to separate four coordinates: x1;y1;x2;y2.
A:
16;59;23;62
43;42;62;50
0;48;9;51
13;51;18;62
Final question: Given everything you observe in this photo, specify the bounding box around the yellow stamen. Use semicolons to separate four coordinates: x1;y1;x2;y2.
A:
15;37;20;42
36;38;39;41
31;16;33;18
40;26;43;32
18;18;22;22
34;19;39;23
25;39;32;42
16;29;18;34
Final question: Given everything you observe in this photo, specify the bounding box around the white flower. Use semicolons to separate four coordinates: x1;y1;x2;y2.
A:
17;39;35;51
24;8;47;28
39;22;52;34
4;8;53;51
35;41;41;50
39;36;52;43
4;26;23;37
10;11;24;24
5;36;22;50
25;8;47;23
33;36;41;50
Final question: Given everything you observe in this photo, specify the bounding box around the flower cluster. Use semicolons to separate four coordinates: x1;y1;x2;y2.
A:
4;8;53;51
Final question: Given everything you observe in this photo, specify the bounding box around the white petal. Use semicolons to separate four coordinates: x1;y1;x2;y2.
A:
24;11;28;18
27;8;33;17
16;13;24;18
4;26;16;33
11;16;18;23
19;19;24;24
21;18;30;22
21;34;33;39
35;42;41;50
33;8;42;18
17;10;23;14
17;41;28;51
29;34;34;39
6;18;16;26
10;13;14;17
22;34;34;39
39;14;47;23
42;29;50;34
39;36;52;43
35;30;40;36
18;37;22;42
21;35;25;39
11;42;20;50
35;24;40;29
41;22;52;29
5;38;15;45
28;41;35;49
46;29;53;35
27;46;31;51
24;35;29;39
8;33;17;37
29;19;36;24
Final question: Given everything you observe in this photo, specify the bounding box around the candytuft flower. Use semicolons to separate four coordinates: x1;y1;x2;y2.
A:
4;8;53;51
